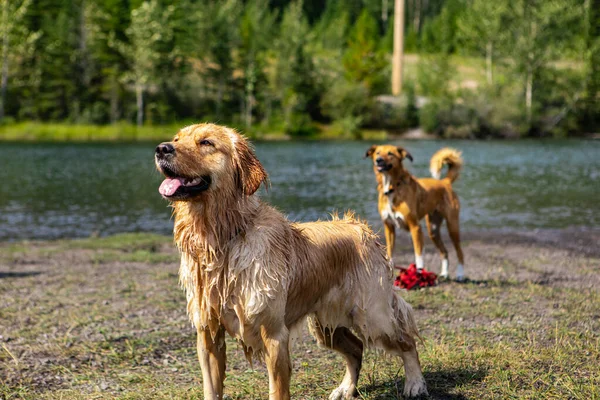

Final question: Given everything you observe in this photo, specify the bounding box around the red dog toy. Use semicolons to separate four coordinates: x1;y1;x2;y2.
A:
394;263;437;290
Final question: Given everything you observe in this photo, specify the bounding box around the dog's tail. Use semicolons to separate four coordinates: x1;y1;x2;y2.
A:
430;148;463;183
393;292;421;342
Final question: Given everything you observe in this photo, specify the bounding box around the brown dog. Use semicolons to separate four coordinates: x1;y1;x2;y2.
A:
366;145;465;280
155;124;427;399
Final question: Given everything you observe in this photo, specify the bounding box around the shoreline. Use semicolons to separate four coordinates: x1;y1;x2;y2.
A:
2;122;599;142
3;227;598;255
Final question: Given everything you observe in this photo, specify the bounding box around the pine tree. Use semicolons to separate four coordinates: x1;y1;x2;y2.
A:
508;0;583;128
238;0;276;127
343;9;387;90
0;0;39;121
195;0;242;120
112;0;174;126
457;0;509;86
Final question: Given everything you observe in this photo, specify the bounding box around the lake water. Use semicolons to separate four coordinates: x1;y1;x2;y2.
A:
0;139;598;241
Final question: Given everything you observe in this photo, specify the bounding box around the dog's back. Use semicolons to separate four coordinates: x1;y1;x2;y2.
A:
289;215;419;342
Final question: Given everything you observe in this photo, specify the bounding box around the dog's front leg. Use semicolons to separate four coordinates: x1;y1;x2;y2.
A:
409;224;424;270
383;221;396;262
262;326;291;400
197;324;226;399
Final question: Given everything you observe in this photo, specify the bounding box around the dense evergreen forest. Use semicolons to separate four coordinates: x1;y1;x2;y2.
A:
1;0;598;138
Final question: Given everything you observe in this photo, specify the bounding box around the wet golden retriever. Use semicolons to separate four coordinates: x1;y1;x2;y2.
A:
155;123;427;399
365;145;465;280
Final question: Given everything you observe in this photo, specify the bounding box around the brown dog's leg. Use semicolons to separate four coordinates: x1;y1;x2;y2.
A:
446;214;465;280
409;223;424;270
262;326;291;400
426;212;449;277
197;324;226;399
310;318;364;400
383;221;396;261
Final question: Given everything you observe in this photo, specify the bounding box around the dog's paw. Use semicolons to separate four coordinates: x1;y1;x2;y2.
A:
329;385;356;400
403;378;428;398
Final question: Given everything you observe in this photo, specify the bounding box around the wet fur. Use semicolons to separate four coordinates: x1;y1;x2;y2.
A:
156;124;427;399
366;145;465;280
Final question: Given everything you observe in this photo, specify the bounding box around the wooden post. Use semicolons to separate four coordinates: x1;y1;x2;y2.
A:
392;0;405;96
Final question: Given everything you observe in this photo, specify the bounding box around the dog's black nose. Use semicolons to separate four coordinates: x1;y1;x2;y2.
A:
156;143;175;157
376;157;385;165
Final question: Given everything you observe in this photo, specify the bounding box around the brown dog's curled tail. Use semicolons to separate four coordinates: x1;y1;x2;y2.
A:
429;148;463;182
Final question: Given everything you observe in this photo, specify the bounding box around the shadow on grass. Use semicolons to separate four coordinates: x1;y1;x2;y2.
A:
361;366;487;399
436;277;521;288
0;271;41;279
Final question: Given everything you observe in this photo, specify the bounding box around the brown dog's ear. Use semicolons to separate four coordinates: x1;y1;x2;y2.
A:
365;145;377;158
397;147;413;162
234;136;269;196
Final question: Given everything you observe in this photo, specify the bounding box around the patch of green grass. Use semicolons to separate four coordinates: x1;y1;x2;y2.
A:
61;233;171;252
0;122;182;142
0;121;390;143
90;249;179;264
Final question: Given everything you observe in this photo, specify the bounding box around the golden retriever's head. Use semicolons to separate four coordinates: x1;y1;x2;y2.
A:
365;144;413;173
155;124;268;201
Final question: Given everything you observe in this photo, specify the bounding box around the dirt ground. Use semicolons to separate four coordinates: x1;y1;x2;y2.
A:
1;229;599;399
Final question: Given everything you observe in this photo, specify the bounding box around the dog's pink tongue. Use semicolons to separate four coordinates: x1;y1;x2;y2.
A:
159;178;183;196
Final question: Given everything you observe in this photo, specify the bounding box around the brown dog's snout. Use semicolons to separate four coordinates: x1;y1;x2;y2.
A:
375;157;385;165
156;142;175;158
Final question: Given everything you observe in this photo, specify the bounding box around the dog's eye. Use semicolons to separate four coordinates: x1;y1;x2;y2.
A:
199;139;212;146
388;152;395;157
173;137;179;142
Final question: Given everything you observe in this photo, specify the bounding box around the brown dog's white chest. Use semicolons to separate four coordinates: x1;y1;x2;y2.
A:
379;174;408;230
380;196;408;230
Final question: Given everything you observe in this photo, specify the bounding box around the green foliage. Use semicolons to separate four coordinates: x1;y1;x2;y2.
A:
267;0;320;134
321;79;370;123
420;0;464;54
417;54;454;98
0;0;40;120
580;0;600;132
342;9;387;91
0;0;595;138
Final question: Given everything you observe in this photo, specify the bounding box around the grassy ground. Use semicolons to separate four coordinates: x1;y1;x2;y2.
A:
1;230;599;399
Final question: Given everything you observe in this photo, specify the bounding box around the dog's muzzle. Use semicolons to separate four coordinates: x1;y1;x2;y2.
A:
375;157;392;172
155;142;175;159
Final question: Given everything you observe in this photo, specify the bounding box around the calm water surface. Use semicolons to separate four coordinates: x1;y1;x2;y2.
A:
0;139;598;240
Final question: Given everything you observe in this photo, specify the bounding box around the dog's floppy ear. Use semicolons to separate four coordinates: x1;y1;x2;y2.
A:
365;145;377;158
397;147;413;162
234;136;269;196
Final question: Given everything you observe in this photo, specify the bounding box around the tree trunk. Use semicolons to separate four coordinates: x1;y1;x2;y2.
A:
418;0;425;33
245;90;253;128
265;97;272;126
486;41;493;86
110;73;119;123
525;63;533;127
414;0;421;32
392;0;405;96
245;61;255;128
382;0;388;24
0;0;9;121
136;83;144;127
585;0;600;129
79;0;90;87
216;73;224;119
